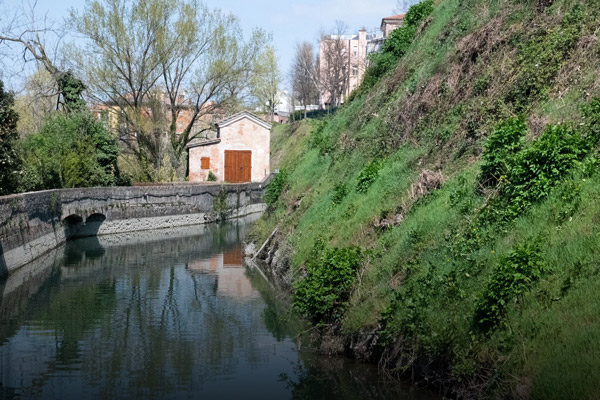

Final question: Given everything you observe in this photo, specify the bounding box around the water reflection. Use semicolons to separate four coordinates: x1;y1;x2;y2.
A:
0;217;439;400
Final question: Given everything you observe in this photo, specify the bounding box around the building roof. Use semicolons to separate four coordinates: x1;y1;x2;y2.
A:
381;14;405;31
215;110;272;130
382;14;405;21
186;138;221;149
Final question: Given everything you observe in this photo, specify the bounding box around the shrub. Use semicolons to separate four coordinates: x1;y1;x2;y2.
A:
378;262;438;345
309;119;333;155
264;170;288;207
474;239;547;333
207;171;217;181
382;24;417;58
479;117;527;187
449;175;477;215
482;123;590;223
20;111;121;190
582;97;600;146
356;160;383;193
331;182;348;205
403;0;434;27
291;107;338;121
499;124;589;220
293;239;362;324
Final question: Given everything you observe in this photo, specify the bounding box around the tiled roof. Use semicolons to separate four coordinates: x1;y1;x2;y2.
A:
383;14;405;20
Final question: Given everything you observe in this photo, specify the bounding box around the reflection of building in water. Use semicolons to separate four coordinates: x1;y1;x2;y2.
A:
188;247;259;300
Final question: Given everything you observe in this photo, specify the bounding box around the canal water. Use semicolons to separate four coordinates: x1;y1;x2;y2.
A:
0;216;439;400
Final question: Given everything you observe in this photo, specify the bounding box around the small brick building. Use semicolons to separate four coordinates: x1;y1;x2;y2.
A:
187;111;271;183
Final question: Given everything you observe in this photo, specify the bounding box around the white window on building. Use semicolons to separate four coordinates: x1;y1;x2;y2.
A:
353;46;357;56
352;66;358;77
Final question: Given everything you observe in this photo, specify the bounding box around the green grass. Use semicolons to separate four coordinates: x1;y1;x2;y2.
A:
256;0;600;397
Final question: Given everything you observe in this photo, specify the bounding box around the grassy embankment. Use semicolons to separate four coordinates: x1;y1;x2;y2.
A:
252;0;600;398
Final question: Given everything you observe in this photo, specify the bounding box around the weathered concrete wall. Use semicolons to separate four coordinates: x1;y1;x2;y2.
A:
0;181;268;278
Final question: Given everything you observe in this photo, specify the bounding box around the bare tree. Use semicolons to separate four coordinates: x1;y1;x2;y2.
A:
250;44;280;122
14;67;57;135
291;41;318;119
70;0;268;180
319;21;349;109
154;2;265;158
0;1;81;110
394;0;420;14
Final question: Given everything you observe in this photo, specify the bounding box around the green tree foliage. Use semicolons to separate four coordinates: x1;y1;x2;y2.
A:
71;0;269;181
14;69;58;136
20;112;123;190
0;80;22;195
56;71;86;112
293;239;362;324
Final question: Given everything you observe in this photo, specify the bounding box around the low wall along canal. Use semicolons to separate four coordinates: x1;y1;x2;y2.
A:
0;181;268;278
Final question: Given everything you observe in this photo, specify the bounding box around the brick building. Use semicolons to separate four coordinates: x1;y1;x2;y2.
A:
187;111;271;183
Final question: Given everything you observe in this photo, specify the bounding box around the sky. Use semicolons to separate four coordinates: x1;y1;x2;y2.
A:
0;0;400;91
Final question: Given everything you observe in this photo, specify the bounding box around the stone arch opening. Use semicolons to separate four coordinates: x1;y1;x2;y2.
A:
63;214;83;224
63;213;107;238
86;213;107;223
63;214;84;239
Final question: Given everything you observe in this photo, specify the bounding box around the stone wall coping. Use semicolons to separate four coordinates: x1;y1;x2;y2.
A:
0;176;273;205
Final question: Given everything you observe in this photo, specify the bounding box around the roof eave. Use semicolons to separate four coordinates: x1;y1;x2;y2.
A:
186;138;221;149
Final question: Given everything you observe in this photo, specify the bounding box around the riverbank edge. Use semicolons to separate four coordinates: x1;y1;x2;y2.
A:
243;234;442;394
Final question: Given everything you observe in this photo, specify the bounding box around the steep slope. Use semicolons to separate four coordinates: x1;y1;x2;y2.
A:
252;0;600;398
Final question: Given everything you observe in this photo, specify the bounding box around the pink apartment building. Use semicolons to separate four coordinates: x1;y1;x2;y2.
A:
319;14;405;107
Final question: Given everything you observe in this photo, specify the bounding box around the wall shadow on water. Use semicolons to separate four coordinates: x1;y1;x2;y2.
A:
0;242;8;279
63;236;106;265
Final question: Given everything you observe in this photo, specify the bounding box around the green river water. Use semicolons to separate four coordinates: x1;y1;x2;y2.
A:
0;215;440;400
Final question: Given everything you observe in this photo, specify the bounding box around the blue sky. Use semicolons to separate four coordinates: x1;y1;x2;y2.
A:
1;0;400;90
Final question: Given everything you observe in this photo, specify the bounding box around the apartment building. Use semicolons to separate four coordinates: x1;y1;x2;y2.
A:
319;14;405;107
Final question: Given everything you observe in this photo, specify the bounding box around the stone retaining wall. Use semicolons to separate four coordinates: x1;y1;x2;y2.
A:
0;181;268;277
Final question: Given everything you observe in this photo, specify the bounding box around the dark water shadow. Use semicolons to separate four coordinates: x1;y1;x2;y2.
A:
0;241;7;279
63;213;107;239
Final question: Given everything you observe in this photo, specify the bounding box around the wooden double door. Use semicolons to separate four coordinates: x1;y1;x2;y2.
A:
224;150;252;183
